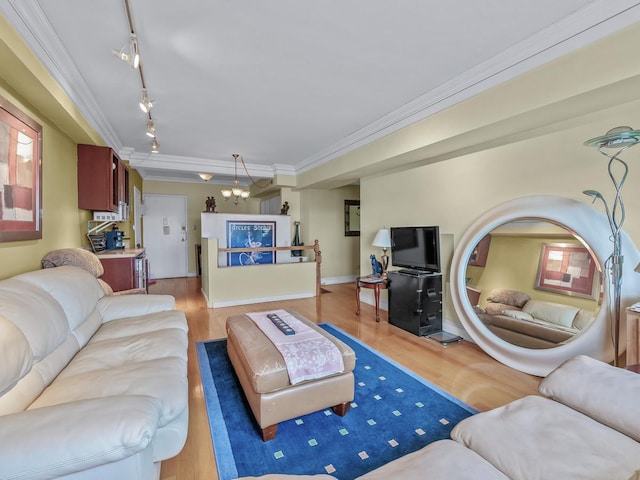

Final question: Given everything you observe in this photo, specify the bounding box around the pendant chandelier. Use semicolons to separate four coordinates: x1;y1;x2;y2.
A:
221;154;273;205
221;154;251;204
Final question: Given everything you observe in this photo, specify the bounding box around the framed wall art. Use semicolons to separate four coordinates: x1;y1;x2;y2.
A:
344;199;360;237
0;95;42;242
226;220;276;266
535;243;599;299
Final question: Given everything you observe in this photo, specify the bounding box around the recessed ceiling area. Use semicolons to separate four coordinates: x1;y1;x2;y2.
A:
2;1;639;185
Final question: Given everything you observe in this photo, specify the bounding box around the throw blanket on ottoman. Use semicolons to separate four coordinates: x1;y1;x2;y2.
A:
246;310;344;385
226;312;355;441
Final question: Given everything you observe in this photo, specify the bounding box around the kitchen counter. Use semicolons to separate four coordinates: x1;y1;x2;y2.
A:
96;248;145;259
96;248;147;293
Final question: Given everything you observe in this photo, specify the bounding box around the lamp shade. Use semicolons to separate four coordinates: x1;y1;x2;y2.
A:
372;228;391;248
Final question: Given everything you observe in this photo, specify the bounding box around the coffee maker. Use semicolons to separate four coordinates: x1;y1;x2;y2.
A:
105;230;125;250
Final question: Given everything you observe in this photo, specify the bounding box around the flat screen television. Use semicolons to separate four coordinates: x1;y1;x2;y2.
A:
390;226;440;273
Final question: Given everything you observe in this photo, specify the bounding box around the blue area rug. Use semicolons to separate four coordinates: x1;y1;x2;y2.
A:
196;323;476;480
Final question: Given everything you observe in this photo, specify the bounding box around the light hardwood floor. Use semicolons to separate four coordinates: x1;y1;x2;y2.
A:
155;277;541;480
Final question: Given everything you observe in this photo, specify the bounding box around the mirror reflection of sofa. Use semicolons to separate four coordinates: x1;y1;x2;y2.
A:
475;289;595;349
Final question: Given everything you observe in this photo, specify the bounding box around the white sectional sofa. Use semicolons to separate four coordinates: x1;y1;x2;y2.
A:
239;355;640;480
478;288;594;348
0;266;189;480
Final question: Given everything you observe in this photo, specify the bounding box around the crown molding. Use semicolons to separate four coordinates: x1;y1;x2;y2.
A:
126;151;275;178
4;0;640;181
295;0;640;174
0;0;123;150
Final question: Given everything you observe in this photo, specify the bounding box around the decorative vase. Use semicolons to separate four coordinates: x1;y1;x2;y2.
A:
292;221;302;257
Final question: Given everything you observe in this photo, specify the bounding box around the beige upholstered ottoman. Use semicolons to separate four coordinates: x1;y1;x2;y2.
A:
226;311;356;441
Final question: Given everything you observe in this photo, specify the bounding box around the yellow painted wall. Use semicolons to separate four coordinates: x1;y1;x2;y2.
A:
0;15;102;279
472;235;599;312
143;180;261;274
0;93;86;278
361;119;640;323
300;185;360;280
202;238;317;306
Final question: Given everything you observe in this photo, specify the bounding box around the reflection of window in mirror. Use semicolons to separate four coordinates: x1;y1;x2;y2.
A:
344;200;360;236
468;235;491;266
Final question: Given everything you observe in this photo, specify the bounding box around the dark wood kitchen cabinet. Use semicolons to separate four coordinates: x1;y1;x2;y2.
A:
77;144;129;211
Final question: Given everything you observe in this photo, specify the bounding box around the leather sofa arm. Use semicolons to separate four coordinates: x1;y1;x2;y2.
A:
97;293;176;322
0;395;161;480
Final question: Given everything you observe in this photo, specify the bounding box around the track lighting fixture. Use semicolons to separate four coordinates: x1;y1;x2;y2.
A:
139;89;153;113
145;119;156;138
117;0;161;155
112;33;139;69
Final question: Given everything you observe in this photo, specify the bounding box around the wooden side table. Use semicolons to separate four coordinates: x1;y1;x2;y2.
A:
626;307;640;367
356;276;388;322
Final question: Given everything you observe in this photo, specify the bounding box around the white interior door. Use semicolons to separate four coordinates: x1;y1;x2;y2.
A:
143;194;188;279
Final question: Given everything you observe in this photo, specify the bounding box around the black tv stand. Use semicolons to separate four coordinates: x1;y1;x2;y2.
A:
387;270;442;336
397;268;438;276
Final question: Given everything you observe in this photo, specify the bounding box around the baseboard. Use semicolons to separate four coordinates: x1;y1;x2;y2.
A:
322;275;358;285
442;319;473;342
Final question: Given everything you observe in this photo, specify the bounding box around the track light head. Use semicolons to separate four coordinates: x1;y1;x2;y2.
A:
139;89;154;113
145;119;156;138
112;33;139;69
151;137;159;153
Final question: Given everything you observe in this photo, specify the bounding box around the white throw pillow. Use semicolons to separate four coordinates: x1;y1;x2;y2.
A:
501;310;535;322
522;299;579;328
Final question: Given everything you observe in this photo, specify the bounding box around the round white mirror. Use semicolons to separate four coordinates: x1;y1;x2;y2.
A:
466;219;601;349
451;195;640;376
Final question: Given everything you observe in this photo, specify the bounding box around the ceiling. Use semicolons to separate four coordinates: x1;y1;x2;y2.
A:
2;1;640;186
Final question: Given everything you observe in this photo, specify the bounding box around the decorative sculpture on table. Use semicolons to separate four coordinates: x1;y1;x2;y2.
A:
204;196;217;213
280;201;290;215
292;221;303;257
370;254;383;276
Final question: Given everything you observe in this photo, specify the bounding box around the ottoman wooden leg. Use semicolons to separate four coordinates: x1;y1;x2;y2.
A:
332;401;351;417
262;424;278;442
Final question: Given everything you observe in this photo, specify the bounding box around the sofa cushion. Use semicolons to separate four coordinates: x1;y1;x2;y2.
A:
31;355;188;428
15;266;105;332
0;395;160;479
451;395;640;480
572;308;594;330
489;314;575;344
501;309;534;322
522;299;579;328
97;293;176;323
0;315;32;396
91;310;188;342
484;302;520;315
0;279;70;361
486;289;531;308
357;439;508;480
539;355;640;442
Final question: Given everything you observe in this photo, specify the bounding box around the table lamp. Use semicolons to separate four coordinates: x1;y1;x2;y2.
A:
372;228;391;276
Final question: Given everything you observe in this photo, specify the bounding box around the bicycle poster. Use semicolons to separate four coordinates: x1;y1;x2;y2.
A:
226;221;276;266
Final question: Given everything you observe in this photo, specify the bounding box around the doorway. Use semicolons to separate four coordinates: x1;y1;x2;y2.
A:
143;194;188;279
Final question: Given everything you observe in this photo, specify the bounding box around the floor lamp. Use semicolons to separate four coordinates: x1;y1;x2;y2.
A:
584;126;640;367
